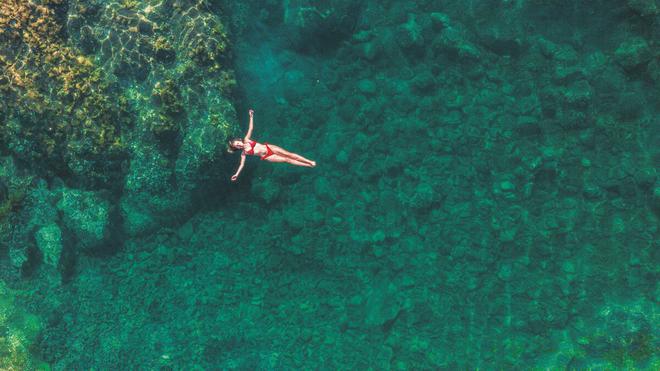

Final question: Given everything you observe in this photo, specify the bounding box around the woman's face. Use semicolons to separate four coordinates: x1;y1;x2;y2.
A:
231;140;244;149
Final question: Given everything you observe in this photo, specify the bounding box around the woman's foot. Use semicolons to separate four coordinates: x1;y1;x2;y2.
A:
310;161;316;167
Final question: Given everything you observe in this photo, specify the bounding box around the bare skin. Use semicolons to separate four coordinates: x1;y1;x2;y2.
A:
230;109;316;181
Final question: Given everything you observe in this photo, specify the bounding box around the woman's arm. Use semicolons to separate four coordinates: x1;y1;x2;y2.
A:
244;109;254;140
231;154;246;181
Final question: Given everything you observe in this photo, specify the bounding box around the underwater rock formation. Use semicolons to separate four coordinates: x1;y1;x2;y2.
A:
570;300;658;368
67;0;232;81
283;0;362;52
57;188;111;251
614;37;652;70
35;223;63;268
0;157;34;273
66;0;238;235
0;281;45;370
626;0;659;16
0;0;130;189
1;0;239;273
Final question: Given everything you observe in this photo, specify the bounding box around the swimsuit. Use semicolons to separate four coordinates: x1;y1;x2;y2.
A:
245;140;257;155
260;143;274;160
245;140;274;160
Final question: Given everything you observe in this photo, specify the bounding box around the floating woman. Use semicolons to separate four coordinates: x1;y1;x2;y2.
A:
228;109;316;181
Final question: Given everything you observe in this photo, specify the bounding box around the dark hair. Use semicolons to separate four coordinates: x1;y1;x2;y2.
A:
227;138;243;153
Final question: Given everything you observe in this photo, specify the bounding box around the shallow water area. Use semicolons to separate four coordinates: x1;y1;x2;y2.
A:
0;0;659;369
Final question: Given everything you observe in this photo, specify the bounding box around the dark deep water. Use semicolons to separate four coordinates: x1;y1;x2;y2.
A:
0;0;658;369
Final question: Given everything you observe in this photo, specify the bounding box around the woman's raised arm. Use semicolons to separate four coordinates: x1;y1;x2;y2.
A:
244;109;254;140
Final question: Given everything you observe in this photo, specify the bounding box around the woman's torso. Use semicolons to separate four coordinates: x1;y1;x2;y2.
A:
244;140;264;156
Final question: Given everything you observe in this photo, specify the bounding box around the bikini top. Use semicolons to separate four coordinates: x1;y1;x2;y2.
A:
245;140;257;155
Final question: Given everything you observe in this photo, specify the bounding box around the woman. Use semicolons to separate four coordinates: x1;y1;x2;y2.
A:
228;109;316;181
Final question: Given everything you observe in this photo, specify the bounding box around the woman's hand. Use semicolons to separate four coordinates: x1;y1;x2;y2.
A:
231;175;238;182
249;109;254;118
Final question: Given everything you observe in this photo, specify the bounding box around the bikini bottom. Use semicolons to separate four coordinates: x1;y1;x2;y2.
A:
260;143;274;160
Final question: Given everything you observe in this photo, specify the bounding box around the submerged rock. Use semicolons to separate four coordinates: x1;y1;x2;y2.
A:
429;12;481;61
649;57;660;82
252;177;281;204
0;281;45;369
120;191;191;237
652;181;660;215
0;157;34;271
575;300;658;368
283;0;362;52
8;247;28;271
395;14;426;53
57;189;111;251
614;37;652;70
35;223;63;268
626;0;659;16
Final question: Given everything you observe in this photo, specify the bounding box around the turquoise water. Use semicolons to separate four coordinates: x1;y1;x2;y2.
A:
0;0;658;369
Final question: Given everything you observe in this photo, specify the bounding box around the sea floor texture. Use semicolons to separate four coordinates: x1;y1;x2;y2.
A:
0;0;658;369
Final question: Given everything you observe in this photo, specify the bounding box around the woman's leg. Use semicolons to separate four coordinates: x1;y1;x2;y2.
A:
265;154;314;167
268;144;315;166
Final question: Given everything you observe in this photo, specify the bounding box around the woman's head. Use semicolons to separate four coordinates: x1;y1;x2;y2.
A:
227;138;244;153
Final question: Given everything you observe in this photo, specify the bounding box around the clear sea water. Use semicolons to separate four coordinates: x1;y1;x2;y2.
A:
0;0;658;369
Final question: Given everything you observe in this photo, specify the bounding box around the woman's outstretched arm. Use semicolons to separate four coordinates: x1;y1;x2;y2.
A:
231;154;246;181
244;109;254;140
